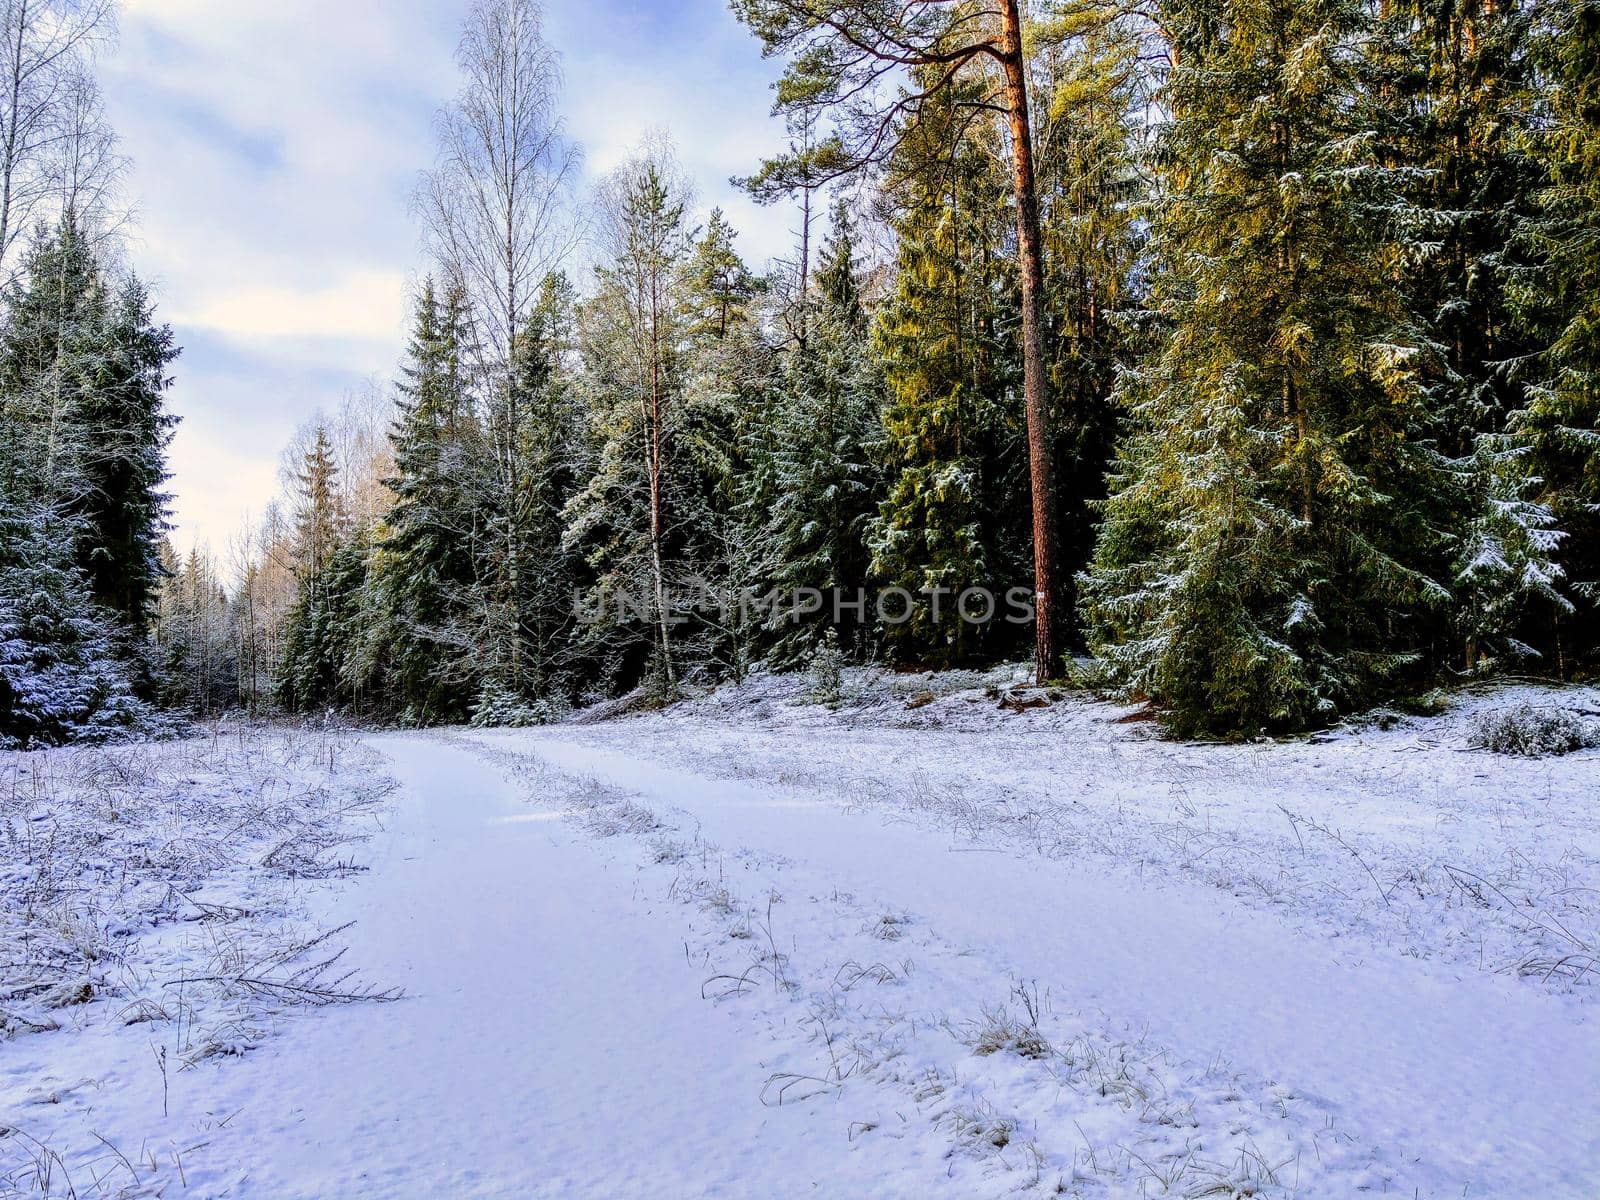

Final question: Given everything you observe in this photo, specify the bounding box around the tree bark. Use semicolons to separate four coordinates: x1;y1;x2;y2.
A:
647;256;675;692
998;0;1061;683
0;0;28;272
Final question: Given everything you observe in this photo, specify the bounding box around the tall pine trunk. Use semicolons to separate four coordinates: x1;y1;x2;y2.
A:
999;0;1061;681
648;267;675;691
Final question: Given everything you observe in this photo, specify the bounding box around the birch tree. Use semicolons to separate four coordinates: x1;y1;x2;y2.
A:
417;0;579;694
0;0;121;276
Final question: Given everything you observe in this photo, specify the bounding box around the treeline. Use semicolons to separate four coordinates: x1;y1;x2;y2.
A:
231;0;1597;737
10;0;1593;746
0;0;184;749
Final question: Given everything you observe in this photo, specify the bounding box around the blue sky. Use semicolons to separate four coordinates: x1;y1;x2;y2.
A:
101;0;796;553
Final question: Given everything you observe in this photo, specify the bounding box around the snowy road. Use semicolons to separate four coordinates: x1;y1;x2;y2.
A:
220;728;1599;1197
10;713;1598;1198
132;735;958;1199
507;732;1600;1199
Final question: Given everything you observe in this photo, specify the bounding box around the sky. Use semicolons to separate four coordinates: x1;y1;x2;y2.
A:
100;0;796;555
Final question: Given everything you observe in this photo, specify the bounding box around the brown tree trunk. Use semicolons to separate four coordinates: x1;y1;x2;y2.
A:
999;0;1061;683
648;269;675;692
798;176;813;352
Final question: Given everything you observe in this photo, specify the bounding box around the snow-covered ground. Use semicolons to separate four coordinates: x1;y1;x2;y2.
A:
3;674;1597;1197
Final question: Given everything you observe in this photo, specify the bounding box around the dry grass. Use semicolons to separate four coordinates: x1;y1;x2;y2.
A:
1;723;400;1196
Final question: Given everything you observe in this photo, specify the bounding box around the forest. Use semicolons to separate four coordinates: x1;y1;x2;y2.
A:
2;0;1598;745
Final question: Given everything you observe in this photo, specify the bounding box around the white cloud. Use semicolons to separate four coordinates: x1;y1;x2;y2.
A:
169;267;411;351
99;0;803;554
549;0;797;266
163;432;281;556
100;1;455;552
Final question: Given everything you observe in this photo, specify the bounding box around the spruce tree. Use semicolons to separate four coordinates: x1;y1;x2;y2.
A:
503;271;587;706
153;545;239;716
762;201;882;664
677;218;770;683
686;209;758;340
0;221;180;689
1033;3;1147;630
377;278;488;721
1453;440;1570;666
0;215;168;743
294;426;343;592
813;198;862;326
1379;0;1565;666
477;281;577;708
277;534;376;716
866;78;1027;665
1082;0;1453;735
277;426;347;711
1514;0;1600;663
0;214;105;521
1381;0;1542;443
0;507;150;747
79;277;180;641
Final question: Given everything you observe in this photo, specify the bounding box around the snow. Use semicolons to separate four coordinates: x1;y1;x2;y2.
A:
4;674;1599;1197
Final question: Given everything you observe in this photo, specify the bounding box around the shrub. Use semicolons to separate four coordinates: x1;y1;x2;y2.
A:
807;628;844;704
1468;702;1599;757
468;684;566;729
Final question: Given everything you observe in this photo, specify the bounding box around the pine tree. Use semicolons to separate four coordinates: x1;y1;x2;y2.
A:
1082;0;1453;735
866;79;1027;665
732;0;1071;680
566;154;697;695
